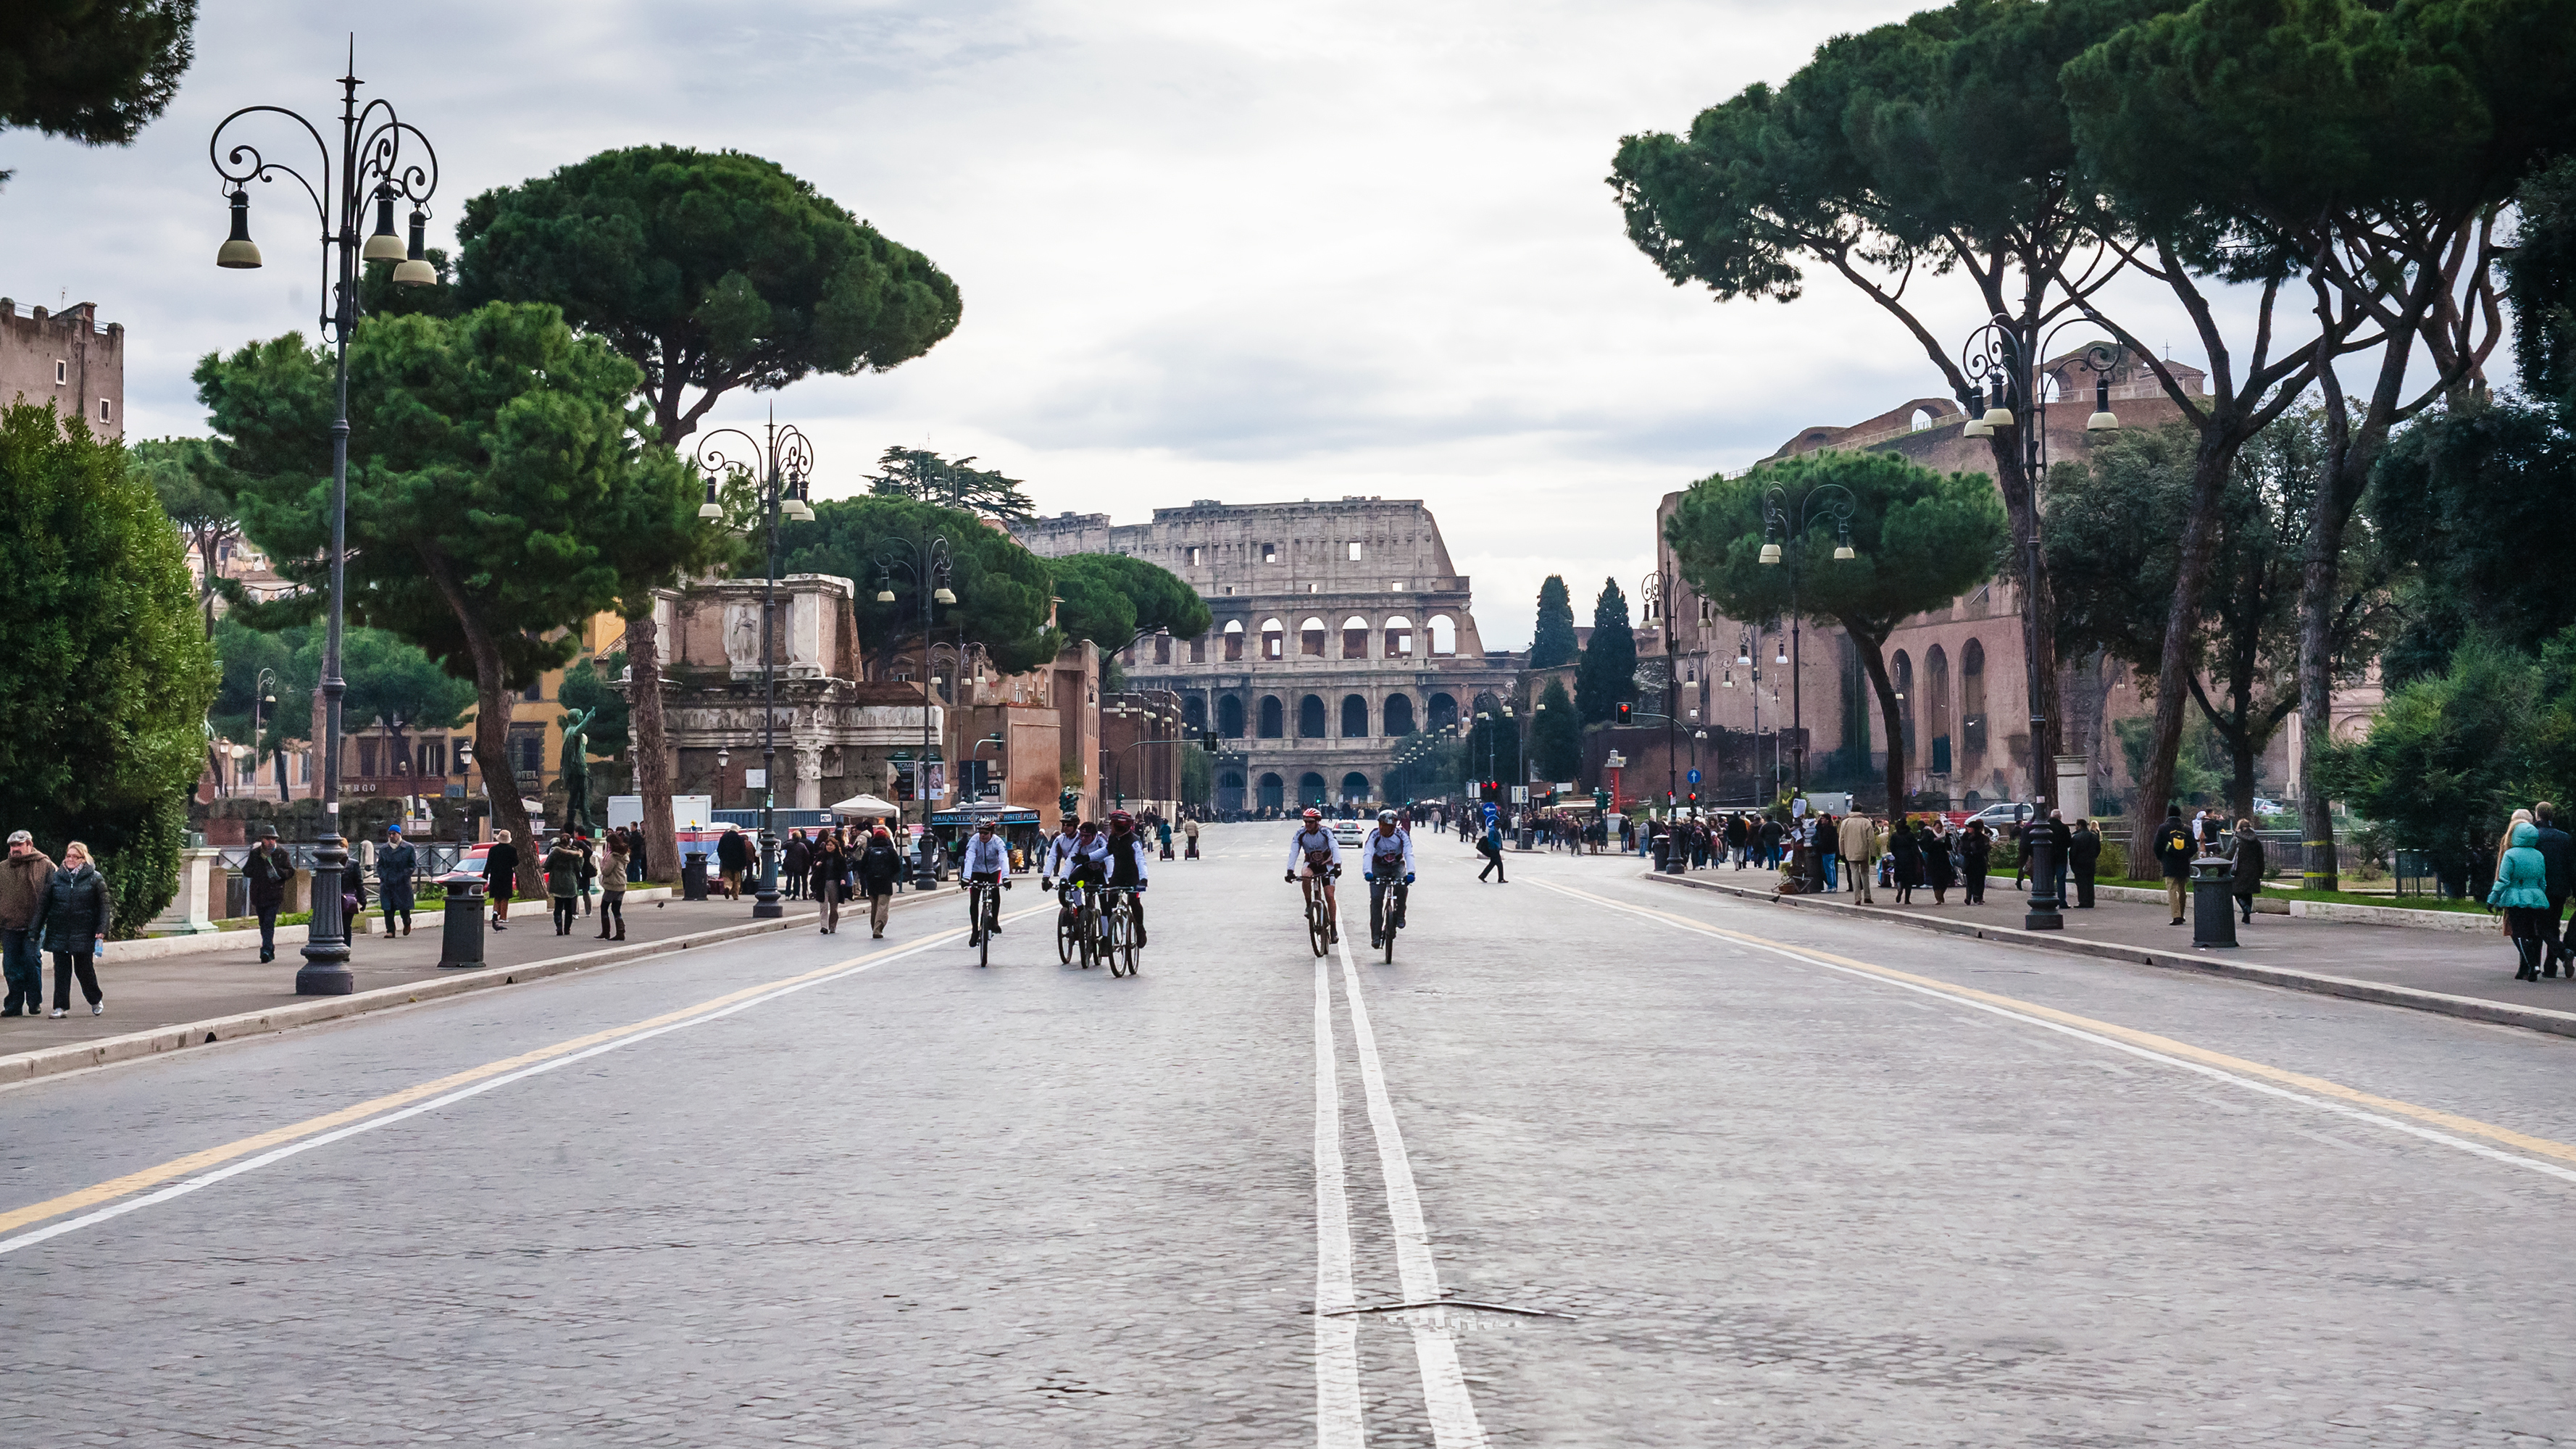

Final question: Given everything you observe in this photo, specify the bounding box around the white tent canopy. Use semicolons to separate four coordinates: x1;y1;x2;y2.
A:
830;793;903;816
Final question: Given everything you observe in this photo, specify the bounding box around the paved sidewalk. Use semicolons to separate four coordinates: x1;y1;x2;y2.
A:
0;895;849;1053
1667;863;2572;1017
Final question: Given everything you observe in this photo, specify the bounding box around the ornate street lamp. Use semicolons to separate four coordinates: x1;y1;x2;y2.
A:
1959;319;2120;933
210;45;440;995
1754;482;1859;798
877;535;956;887
695;414;815;920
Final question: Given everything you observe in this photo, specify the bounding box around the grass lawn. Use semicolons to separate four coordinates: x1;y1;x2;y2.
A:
2254;884;2490;914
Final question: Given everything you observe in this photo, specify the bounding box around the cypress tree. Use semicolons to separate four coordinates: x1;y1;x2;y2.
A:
1529;575;1579;669
1575;577;1638;724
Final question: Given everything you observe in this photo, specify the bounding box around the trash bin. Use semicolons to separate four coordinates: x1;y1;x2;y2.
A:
2191;853;2238;948
682;852;709;901
1651;835;1672;872
437;877;486;971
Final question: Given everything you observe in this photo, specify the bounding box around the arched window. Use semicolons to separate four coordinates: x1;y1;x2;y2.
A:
1260;618;1285;661
1428;615;1457;656
1299;694;1327;738
1427;693;1459;732
1893;651;1915;761
1183;696;1207;735
1909;406;1934;431
1301;617;1327;657
1383;693;1415;736
1218;769;1246;813
1257;772;1285;811
1224;619;1246;662
1383;615;1413;657
1341;694;1369;738
1299;772;1327;807
1342;616;1370;659
1341;772;1371;803
1220;695;1246;738
1961;638;1987;757
1258;695;1284;738
1926;643;1952;774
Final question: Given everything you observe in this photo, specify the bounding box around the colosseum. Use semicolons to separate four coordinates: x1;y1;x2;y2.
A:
1015;498;1520;814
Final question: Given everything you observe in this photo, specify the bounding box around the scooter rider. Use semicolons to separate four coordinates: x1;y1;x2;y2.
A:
1362;809;1415;948
1285;806;1343;937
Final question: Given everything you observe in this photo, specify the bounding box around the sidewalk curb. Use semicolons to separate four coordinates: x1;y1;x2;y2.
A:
0;905;846;1089
1643;871;2576;1042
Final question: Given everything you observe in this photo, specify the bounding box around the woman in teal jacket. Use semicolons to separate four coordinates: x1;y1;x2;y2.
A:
2489;820;2554;980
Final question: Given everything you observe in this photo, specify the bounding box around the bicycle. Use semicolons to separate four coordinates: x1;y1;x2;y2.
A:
1099;885;1142;977
1054;881;1083;965
1370;877;1407;964
965;877;1006;966
1300;872;1338;958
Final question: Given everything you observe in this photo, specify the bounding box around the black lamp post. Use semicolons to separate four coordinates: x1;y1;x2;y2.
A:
875;537;956;885
693;415;815;920
1754;482;1858;795
1959;319;2122;933
211;46;440;995
1639;572;1683;814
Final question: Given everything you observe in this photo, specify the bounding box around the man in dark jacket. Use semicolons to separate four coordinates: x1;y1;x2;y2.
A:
0;830;54;1015
855;827;904;938
2067;819;2103;908
716;827;751;901
241;827;296;962
2153;806;2196;925
378;827;418;937
483;830;520;931
781;831;809;901
2535;803;2573;974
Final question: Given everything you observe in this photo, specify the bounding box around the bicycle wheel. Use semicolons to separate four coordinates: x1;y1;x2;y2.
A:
1079;898;1099;968
977;890;991;968
1120;908;1139;975
1106;909;1130;977
1056;903;1075;964
1307;893;1328;958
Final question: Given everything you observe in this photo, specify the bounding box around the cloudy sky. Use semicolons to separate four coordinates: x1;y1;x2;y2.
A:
4;0;2260;649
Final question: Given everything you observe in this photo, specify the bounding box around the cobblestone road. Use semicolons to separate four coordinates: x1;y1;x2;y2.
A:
0;824;2569;1445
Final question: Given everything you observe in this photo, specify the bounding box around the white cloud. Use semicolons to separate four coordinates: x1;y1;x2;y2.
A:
1;0;2296;651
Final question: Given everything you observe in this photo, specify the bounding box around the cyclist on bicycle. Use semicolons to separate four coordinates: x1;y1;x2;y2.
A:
959;818;1011;943
1362;809;1415;948
1099;810;1154;946
1285;806;1343;938
1040;812;1085;903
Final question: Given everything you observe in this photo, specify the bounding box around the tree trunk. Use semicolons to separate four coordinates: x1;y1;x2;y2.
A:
2127;440;2235;878
425;556;546;898
627;604;680;883
1850;627;1909;819
1985;440;2062;822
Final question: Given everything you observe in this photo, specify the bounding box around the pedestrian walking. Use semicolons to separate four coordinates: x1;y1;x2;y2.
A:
1961;822;1991;905
378;827;418;937
1477;819;1508;882
2153;807;2195;925
2067;819;2102;908
783;830;810;901
2227;817;2266;923
1924;819;1957;904
1838;813;1880;903
577;833;597;916
857;827;904;938
1;830;56;1016
716;827;751;901
242;826;295;961
2490;820;2554;980
597;832;629;940
624;826;647;884
2535;803;2572;974
32;840;107;1018
485;829;520;931
545;835;584;935
1889;819;1925;904
809;831;848;934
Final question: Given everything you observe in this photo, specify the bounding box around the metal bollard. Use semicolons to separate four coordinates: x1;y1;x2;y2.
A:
2190;854;2238;948
438;878;487;970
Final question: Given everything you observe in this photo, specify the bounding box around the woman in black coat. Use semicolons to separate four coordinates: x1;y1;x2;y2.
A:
2228;817;2266;922
1959;822;1991;905
1923;822;1959;903
1888;820;1925;903
33;841;108;1017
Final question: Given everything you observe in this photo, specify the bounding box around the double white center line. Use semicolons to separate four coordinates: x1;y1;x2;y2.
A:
1314;906;1491;1447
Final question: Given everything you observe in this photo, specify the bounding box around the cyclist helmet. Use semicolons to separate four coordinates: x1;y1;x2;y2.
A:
1377;809;1398;824
1303;807;1323;822
1109;810;1134;829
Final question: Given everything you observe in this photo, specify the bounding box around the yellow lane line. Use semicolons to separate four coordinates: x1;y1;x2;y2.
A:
1535;878;2576;1172
0;913;1014;1240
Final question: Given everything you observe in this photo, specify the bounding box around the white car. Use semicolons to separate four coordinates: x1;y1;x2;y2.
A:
1962;803;2036;830
1332;820;1366;850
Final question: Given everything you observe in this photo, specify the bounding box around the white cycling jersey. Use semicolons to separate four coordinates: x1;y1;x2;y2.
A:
961;834;1010;877
1362;826;1414;877
1288;827;1342;875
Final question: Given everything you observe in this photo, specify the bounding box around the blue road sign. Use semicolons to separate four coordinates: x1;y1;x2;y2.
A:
1686;768;1702;785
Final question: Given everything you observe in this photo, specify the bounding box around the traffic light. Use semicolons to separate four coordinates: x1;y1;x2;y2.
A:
1687;791;1699;806
1615;702;1633;725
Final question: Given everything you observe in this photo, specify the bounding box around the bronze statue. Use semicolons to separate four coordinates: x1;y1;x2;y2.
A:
559;706;599;835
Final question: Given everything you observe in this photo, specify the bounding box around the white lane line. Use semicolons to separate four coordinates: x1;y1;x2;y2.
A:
0;917;1025;1257
1335;905;1491;1449
1314;954;1367;1449
1539;880;2576;1188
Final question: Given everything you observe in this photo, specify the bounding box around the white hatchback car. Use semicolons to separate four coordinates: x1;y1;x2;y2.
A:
1331;819;1366;850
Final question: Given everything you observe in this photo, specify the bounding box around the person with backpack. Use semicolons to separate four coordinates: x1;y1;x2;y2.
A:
2154;806;2197;924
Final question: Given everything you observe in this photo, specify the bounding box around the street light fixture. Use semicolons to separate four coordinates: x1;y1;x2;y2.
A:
1754;482;1859;798
211;43;440;996
1958;320;2120;933
878;534;957;884
695;414;817;920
